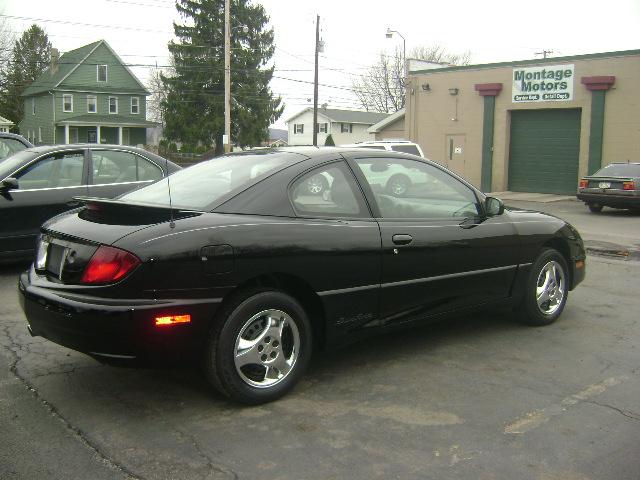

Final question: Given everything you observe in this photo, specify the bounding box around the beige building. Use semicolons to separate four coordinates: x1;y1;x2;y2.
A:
396;49;640;194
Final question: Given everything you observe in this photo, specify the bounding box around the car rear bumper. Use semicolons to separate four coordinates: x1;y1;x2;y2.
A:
18;268;221;363
577;191;640;208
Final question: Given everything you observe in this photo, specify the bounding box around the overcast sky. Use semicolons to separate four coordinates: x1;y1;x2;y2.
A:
2;0;639;129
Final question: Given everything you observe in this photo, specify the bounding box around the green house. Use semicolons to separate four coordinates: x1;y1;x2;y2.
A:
20;40;156;146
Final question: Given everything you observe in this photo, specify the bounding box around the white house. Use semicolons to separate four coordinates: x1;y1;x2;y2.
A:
286;107;389;146
0;115;13;133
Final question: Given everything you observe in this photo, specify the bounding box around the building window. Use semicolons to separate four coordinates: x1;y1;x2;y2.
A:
109;96;118;114
341;123;353;133
87;95;97;113
294;123;304;134
63;94;73;112
317;123;328;133
130;97;139;114
97;65;108;82
32;98;36;115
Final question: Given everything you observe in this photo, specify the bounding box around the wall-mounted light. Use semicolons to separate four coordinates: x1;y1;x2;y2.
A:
421;83;431;92
448;87;459;96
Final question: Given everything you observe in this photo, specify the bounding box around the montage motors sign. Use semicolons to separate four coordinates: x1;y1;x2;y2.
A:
512;64;574;102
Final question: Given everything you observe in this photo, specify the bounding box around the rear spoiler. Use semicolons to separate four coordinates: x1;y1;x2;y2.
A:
73;197;201;224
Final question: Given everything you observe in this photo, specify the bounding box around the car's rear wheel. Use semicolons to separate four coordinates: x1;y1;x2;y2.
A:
305;174;328;195
515;248;569;326
203;289;312;404
587;203;603;213
386;174;411;196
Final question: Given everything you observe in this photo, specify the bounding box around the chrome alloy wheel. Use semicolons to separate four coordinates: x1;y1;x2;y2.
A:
535;260;566;316
306;176;325;194
234;309;300;388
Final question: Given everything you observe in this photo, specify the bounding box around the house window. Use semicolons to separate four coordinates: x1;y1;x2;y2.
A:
63;94;73;112
87;95;97;113
294;124;304;134
341;123;353;133
317;123;328;133
130;97;140;114
32;98;36;115
109;96;118;114
97;65;108;82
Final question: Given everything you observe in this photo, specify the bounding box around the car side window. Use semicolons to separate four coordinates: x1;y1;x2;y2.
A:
291;162;367;218
15;152;84;190
354;157;481;219
92;150;162;184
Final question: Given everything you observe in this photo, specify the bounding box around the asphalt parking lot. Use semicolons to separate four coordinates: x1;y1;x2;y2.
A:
1;198;639;480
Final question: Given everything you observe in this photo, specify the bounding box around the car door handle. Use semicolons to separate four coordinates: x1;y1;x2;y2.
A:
392;234;413;245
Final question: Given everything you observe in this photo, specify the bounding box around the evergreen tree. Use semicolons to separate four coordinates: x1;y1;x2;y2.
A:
324;134;335;146
163;0;283;153
0;24;52;127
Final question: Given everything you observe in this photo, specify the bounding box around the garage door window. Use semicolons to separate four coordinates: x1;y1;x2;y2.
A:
354;157;480;219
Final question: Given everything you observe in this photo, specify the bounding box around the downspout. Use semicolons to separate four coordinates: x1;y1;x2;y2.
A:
49;91;56;144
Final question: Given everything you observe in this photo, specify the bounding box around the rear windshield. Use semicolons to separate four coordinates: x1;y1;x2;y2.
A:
0;139;29;161
595;163;640;177
391;144;421;156
120;151;295;210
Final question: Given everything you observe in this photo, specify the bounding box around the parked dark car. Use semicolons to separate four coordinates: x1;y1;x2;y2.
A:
577;162;640;212
0;144;180;261
19;147;586;404
0;132;33;161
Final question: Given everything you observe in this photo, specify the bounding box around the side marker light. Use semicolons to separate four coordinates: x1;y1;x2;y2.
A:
155;314;191;326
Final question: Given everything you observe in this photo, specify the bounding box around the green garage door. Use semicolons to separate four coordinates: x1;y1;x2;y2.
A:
508;109;581;194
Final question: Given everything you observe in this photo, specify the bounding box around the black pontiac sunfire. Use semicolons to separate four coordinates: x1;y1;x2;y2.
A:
19;147;586;404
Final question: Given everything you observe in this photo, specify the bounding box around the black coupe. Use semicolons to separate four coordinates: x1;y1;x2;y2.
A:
19;147;586;404
0;144;180;261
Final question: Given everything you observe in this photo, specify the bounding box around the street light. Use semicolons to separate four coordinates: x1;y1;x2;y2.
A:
386;28;406;77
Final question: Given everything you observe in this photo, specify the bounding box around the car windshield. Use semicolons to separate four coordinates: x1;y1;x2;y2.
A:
595;163;640;177
0;138;29;161
120;151;296;210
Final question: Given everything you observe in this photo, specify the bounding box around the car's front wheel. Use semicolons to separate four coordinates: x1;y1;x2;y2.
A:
515;248;569;326
203;289;312;404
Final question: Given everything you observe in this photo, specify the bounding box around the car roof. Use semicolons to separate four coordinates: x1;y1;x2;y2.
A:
21;143;150;154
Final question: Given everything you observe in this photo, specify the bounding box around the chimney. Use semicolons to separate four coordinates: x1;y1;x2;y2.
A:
50;48;59;75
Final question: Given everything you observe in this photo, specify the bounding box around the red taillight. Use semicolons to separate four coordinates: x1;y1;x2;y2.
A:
155;314;191;326
578;179;588;189
623;181;635;191
80;245;141;284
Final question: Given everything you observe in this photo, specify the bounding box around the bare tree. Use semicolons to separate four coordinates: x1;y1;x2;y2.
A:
352;44;472;113
146;64;174;124
0;18;16;99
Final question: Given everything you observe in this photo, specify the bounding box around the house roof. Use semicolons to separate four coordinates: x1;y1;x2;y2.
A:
57;114;157;127
286;107;390;125
367;108;405;133
0;115;14;126
22;40;149;96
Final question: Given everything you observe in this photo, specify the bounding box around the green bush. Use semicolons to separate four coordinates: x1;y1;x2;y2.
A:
324;134;335;146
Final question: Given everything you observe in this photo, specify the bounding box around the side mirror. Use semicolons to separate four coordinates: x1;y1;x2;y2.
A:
485;196;504;216
1;177;19;191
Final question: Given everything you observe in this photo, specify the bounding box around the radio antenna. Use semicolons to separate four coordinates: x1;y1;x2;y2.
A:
165;156;175;229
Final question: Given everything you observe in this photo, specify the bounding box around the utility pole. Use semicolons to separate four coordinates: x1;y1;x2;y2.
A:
535;49;553;59
312;15;320;147
224;0;231;153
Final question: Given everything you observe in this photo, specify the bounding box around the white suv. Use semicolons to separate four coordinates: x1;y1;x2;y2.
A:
341;140;424;157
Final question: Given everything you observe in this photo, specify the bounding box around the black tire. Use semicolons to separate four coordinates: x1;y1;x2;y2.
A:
386;174;411;196
305;174;328;195
203;289;312;404
515;248;569;326
588;203;603;213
